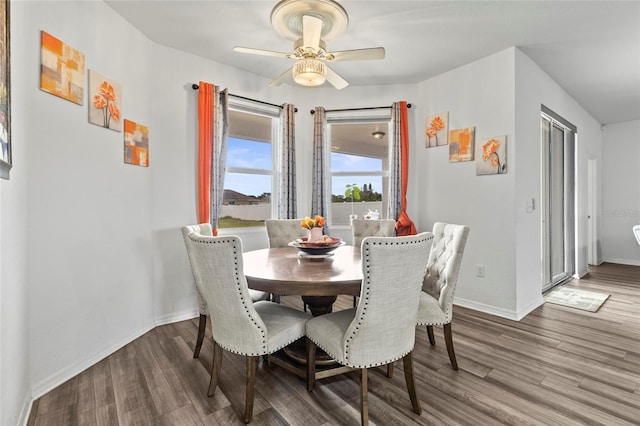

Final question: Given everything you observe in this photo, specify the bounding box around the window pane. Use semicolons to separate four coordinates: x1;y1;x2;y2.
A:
331;152;382;172
329;121;389;225
220;106;275;229
220;172;271;228
226;137;271;169
331;177;384;225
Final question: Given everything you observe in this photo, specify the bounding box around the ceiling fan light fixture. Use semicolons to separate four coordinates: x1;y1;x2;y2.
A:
372;131;385;139
293;58;326;86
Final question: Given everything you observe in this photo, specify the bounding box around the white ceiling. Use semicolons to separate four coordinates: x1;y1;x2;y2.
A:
105;0;640;125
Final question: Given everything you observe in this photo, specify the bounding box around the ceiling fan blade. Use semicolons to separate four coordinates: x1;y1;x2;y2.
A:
302;15;322;50
326;47;385;62
325;66;349;90
234;46;292;59
269;67;293;87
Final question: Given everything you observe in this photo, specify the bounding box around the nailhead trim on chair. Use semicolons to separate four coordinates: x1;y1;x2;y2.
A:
342;234;433;366
194;236;270;356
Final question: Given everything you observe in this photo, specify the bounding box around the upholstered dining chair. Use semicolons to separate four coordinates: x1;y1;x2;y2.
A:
265;219;309;249
351;218;397;248
350;219;397;307
305;232;434;425
417;222;470;370
181;224;269;359
184;231;310;423
265;219;311;308
634;225;640;245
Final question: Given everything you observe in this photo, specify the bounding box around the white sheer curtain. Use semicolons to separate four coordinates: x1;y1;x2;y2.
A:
388;102;402;221
210;87;229;231
278;103;297;219
311;107;329;223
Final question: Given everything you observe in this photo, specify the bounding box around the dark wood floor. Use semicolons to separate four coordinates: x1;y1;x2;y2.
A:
28;262;640;425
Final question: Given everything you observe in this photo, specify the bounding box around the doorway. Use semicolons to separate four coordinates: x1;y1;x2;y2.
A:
541;107;576;292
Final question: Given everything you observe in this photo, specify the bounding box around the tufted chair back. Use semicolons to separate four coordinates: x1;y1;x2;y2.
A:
351;219;397;248
185;232;270;355
344;232;433;366
182;223;213;316
265;219;310;248
422;222;470;323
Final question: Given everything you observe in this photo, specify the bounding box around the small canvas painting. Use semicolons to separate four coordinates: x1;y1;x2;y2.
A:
40;31;85;105
425;111;448;148
89;70;122;132
124;119;149;167
449;127;475;162
476;135;507;175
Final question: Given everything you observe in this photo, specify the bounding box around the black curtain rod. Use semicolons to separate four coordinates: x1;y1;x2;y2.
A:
191;84;297;112
310;104;411;114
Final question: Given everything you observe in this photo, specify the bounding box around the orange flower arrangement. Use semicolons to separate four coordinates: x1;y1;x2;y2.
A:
300;215;325;230
92;81;121;128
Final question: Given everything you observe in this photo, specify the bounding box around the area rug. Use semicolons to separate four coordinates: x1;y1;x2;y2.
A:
544;286;610;312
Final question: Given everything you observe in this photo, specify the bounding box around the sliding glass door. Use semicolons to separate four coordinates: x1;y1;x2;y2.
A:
541;109;576;292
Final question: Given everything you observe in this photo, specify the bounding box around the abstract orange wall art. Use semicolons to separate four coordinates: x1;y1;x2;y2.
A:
449;126;475;162
124;119;149;167
40;31;85;105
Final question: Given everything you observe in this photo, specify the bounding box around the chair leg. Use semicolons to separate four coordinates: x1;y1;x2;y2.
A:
360;368;369;426
443;322;458;370
271;294;280;304
306;337;316;392
426;325;436;346
402;352;421;415
207;341;223;397
193;314;207;358
386;362;394;378
244;355;257;423
353;295;357;307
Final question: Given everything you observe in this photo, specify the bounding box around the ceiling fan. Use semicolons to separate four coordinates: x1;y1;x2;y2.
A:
233;0;385;90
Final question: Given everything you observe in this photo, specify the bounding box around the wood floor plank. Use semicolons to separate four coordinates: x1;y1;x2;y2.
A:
28;263;640;425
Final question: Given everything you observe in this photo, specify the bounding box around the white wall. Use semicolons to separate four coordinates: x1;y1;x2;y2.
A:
15;0;157;404
0;1;31;422
514;49;603;314
601;120;640;265
414;49;518;318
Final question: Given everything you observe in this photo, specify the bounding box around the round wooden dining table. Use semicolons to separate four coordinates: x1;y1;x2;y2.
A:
243;245;362;317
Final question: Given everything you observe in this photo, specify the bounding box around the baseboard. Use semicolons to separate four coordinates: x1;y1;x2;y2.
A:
454;297;520;320
29;308;198;402
515;295;545;320
602;257;640;266
18;391;33;426
454;295;544;321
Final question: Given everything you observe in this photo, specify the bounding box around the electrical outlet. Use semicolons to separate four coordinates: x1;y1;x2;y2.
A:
476;264;485;277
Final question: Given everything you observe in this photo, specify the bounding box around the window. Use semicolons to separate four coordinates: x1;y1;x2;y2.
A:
219;101;280;228
327;114;391;226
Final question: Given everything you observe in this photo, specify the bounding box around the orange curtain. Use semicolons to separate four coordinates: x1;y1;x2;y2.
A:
197;82;214;233
395;101;417;236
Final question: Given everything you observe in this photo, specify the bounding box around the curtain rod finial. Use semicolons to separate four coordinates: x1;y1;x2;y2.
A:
192;83;199;90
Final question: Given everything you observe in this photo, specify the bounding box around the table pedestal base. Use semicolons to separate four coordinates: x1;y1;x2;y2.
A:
301;295;337;316
283;338;335;366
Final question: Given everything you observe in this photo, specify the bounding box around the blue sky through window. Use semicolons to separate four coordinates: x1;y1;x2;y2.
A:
225;138;271;196
224;138;385;197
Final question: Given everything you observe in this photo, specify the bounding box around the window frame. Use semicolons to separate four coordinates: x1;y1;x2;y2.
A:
325;109;392;227
221;98;282;229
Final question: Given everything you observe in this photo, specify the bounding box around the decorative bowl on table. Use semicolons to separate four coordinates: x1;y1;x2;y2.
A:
288;236;344;256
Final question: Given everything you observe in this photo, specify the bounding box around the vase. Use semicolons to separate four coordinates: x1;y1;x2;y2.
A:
308;227;324;242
